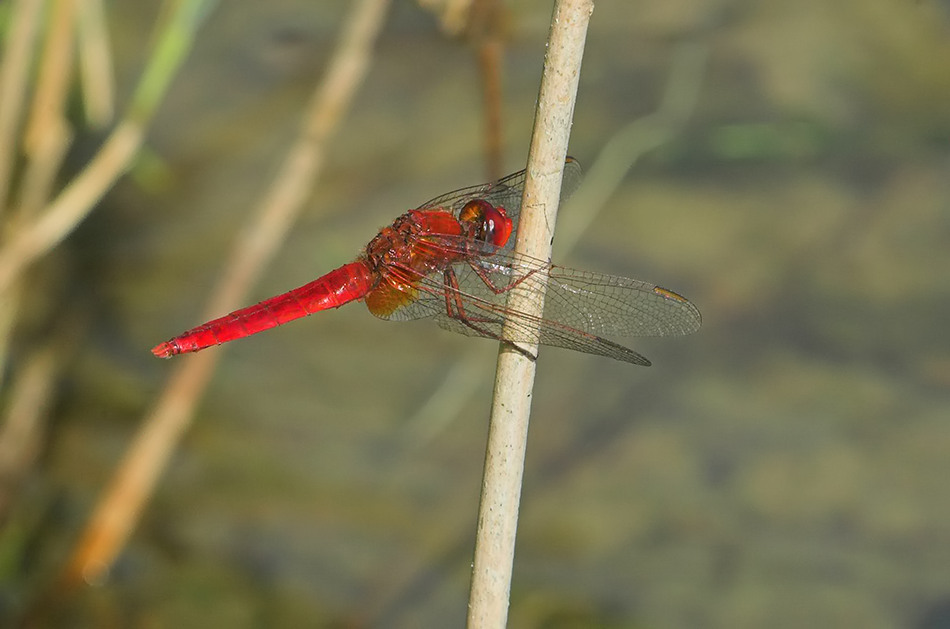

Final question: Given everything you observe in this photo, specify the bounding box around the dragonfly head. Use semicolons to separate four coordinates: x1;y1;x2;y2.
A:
459;199;513;249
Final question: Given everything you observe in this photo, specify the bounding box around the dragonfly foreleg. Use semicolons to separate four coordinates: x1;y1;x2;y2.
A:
441;268;538;361
468;258;546;295
442;268;504;336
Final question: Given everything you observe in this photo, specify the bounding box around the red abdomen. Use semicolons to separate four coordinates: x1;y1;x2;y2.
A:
152;261;375;357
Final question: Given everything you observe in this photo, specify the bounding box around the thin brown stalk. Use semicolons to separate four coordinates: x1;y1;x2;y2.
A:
418;0;474;35
416;0;504;177
477;40;504;180
467;0;593;626
51;0;390;597
469;0;505;180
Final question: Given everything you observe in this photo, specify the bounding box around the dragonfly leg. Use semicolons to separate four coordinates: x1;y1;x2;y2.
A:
441;268;538;362
442;268;501;333
468;259;545;295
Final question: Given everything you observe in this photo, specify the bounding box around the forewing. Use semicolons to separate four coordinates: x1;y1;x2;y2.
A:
370;246;701;365
543;264;703;338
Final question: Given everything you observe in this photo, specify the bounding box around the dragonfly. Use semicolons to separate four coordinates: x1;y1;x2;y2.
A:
152;158;701;365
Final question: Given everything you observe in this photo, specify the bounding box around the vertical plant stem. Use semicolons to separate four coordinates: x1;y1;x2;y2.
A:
469;0;505;180
0;0;46;216
75;0;116;128
467;1;592;627
23;0;77;157
0;341;58;521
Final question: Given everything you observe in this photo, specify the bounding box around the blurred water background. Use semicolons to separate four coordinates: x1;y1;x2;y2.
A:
2;0;950;626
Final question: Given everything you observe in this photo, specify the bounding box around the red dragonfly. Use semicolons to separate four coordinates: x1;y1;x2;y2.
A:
152;158;701;365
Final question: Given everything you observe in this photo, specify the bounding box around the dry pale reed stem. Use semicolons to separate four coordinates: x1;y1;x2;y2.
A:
55;0;391;591
469;0;506;180
0;343;58;521
376;40;705;629
467;1;593;627
75;0;116;128
0;0;46;216
23;0;77;157
18;119;73;220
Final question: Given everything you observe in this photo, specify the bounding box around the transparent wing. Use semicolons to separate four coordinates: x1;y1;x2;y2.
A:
372;245;701;366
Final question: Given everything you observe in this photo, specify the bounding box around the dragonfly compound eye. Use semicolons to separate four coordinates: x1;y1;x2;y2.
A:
460;199;512;248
